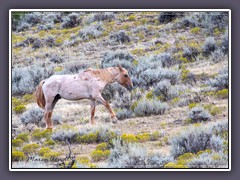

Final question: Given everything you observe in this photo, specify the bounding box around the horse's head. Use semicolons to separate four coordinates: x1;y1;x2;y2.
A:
116;65;133;91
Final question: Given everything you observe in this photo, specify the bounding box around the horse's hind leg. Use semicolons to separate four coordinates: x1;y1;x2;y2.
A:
90;100;96;124
44;96;59;129
44;110;53;129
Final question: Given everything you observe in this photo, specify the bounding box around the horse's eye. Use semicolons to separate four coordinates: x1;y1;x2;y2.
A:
124;74;128;78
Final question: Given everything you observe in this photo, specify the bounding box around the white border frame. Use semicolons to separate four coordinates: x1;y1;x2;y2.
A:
9;9;231;171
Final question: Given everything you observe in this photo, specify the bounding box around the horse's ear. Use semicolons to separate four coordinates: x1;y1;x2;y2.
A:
118;64;123;72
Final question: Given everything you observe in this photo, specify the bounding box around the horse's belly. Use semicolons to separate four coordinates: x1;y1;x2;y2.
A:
59;83;92;100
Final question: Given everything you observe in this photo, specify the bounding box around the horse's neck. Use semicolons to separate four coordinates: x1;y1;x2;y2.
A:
85;68;120;84
103;68;120;84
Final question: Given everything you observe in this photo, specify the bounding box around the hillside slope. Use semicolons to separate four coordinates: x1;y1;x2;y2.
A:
11;11;229;169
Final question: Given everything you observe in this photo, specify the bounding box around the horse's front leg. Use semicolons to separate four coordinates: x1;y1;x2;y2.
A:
95;95;118;124
90;100;96;124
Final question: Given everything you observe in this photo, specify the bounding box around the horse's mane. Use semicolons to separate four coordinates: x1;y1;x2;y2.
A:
84;67;119;82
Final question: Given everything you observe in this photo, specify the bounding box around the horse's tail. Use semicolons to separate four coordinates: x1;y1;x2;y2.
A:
35;80;46;109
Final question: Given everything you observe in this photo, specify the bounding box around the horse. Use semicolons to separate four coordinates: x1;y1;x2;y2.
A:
35;65;133;129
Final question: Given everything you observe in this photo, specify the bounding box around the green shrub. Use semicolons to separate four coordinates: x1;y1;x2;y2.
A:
131;101;138;111
96;142;109;151
160;122;167;128
54;66;63;72
42;151;61;159
190;27;201;34
16;132;29;142
188;103;198;109
176;153;195;165
181;68;191;81
77;132;98;143
22;143;40;155
150;131;160;141
136;133;150;143
164;162;188;168
12;95;33;109
32;129;52;140
39;147;51;156
196;149;212;157
76;156;90;165
89;163;97;168
211;153;221;161
133;59;139;65
145;90;154;99
121;134;137;143
91;150;110;162
214;28;221;36
223;141;228;154
12;139;24;147
163;136;169;145
22;94;35;103
128;14;136;21
221;131;228;141
12;97;22;107
216;89;228;99
171;97;180;104
177;153;195;160
12;151;26;161
55;37;64;46
44;139;56;146
204;105;221;116
131;48;145;56
13;104;27;114
210;107;221;116
104;130;118;142
137;32;144;39
140;18;147;24
179;56;189;64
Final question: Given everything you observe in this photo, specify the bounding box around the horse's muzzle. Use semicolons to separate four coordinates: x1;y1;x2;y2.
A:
126;84;133;91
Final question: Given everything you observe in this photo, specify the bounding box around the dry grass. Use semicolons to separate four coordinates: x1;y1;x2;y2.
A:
11;11;229;168
186;60;228;76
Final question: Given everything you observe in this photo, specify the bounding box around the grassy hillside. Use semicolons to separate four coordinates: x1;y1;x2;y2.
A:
11;11;229;169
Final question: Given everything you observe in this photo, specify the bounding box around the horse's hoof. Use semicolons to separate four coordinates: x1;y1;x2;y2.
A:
91;120;96;125
112;117;118;124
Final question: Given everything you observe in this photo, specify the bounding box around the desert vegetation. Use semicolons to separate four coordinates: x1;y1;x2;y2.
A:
11;11;229;169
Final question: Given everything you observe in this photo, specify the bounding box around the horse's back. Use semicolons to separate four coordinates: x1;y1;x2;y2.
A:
42;74;73;93
45;74;76;84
